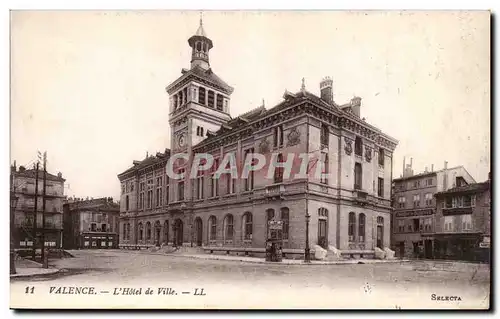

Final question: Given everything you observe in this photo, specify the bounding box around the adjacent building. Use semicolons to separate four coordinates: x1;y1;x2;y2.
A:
63;197;120;249
11;163;66;249
433;175;491;262
391;160;476;258
118;19;398;257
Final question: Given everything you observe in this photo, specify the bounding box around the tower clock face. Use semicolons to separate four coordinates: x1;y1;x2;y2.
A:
178;134;186;147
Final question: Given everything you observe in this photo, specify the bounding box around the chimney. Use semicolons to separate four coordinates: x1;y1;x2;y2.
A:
410;157;413;168
320;76;333;104
425;166;428;173
402;157;406;176
443;161;449;190
57;172;62;178
350;96;362;117
19;166;26;172
431;164;434;172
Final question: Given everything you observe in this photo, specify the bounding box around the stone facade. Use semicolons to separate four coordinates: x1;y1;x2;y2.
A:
11;163;66;249
391;162;476;258
63;197;120;249
117;20;398;255
433;178;491;261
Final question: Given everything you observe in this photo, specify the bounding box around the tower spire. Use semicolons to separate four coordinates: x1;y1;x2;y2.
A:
188;13;212;70
301;78;306;92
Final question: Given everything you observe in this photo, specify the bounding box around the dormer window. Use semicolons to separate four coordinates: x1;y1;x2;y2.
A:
355;136;363;156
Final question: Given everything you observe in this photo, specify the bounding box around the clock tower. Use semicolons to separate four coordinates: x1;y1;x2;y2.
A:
166;16;233;200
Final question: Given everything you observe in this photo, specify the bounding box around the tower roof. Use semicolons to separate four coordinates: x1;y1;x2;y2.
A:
195;15;207;37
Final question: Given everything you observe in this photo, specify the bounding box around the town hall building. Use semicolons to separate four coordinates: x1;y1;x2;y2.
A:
117;19;398;257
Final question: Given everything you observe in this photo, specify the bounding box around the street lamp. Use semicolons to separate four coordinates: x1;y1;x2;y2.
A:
304;211;311;263
10;191;19;275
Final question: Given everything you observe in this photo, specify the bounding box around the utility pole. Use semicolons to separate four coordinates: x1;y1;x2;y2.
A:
41;151;47;265
32;162;39;261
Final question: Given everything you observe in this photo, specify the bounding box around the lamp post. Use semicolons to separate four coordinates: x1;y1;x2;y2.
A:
10;191;19;275
305;211;311;263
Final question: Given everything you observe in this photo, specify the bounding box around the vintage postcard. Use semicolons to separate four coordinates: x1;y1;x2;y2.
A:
9;10;490;309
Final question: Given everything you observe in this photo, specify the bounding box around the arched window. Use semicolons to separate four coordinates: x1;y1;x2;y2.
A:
127;223;131;240
280;207;289;240
164;220;169;244
208;216;217;241
123;223;127;240
154;221;161;243
138;222;143;241
359;213;366;242
146;222;152;240
348;213;356;242
125;195;129;211
355;136;363;156
196;41;201;51
224;214;234;241
242;212;253;241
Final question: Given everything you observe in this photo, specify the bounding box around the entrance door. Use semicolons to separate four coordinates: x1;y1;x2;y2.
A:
398;242;405;257
376;225;383;249
318;219;327;249
174;219;183;247
424;240;433;259
195;218;203;246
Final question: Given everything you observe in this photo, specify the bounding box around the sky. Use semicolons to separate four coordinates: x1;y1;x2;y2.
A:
10;10;490;200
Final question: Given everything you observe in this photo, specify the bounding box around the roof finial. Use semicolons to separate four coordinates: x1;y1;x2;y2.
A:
262;98;265;107
301;77;306;92
200;11;203;27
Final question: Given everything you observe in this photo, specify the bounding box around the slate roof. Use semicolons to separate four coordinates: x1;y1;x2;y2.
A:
13;168;65;182
436;180;491;196
118;149;170;178
167;65;234;95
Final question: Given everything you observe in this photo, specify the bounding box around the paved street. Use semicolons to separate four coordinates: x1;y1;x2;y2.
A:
10;249;490;309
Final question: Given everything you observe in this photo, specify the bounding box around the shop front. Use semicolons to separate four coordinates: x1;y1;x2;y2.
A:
433;232;485;262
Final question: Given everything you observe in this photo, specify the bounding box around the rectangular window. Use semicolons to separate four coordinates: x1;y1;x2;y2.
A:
216;94;223;111
398;220;405;233
91;223;97;232
165;186;169;204
197;176;204;199
426;178;433;186
147;190;153;209
444;216;453;232
378;148;385;166
425;193;433;206
462;214;472;231
378;178;384;197
244;148;255;191
413;219;420;233
139;182;145;209
398;196;406;208
320;153;329;184
207;90;215;108
198;87;206;105
320;124;329;147
354;163;362;190
102;224;107;232
413;194;420;207
211;158;219;197
273;125;284;148
156;176;163;207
